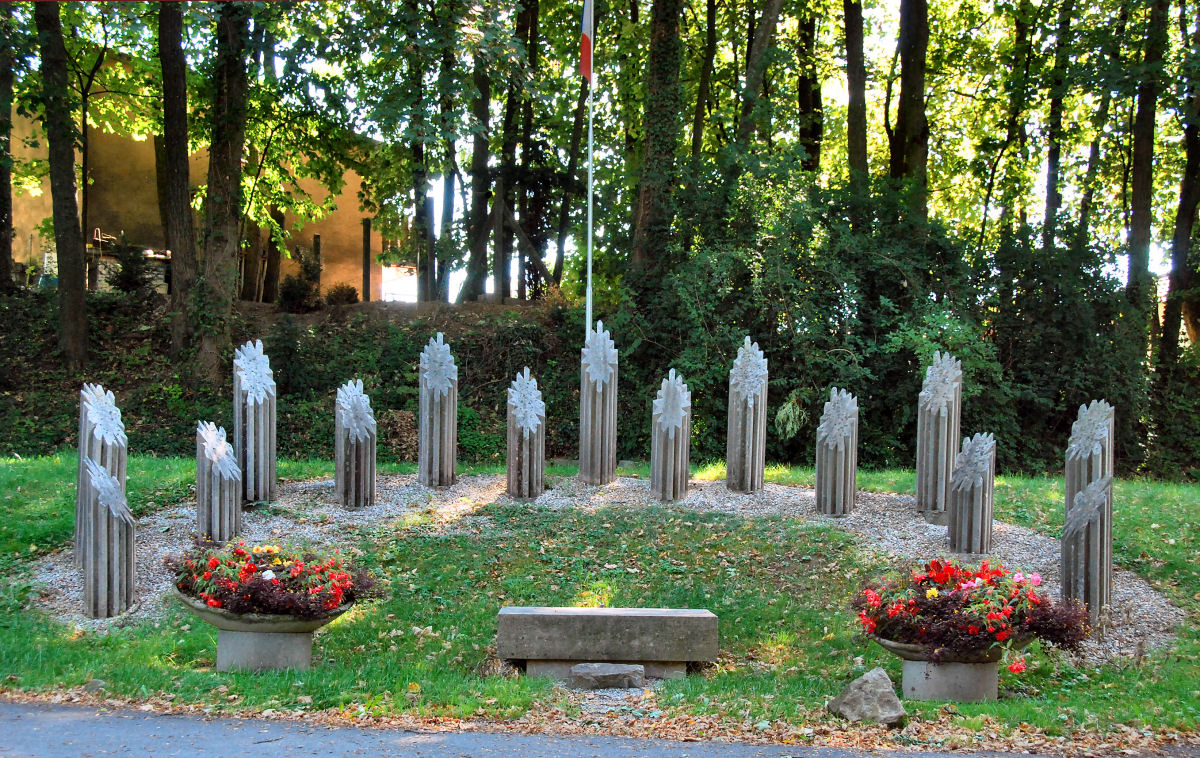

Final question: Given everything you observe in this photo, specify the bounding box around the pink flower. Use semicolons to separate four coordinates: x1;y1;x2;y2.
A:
1013;571;1025;583
1029;573;1042;586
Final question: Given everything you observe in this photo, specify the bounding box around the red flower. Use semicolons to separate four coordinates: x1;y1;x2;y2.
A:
996;630;1010;642
857;611;877;634
967;625;979;634
202;571;212;580
207;557;220;570
206;598;223;608
1007;658;1026;674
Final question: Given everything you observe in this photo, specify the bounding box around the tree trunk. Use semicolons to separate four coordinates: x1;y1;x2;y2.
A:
796;15;823;172
630;0;686;277
1160;5;1200;361
195;2;250;382
0;2;14;291
35;2;88;368
262;206;284;304
734;0;785;147
888;0;929;219
496;79;521;301
459;60;490;302
843;0;868;178
1127;0;1169;325
691;0;717;158
553;78;589;285
1042;0;1073;253
412;139;436;302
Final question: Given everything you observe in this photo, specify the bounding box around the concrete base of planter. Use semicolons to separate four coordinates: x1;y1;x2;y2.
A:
901;659;998;702
217;629;314;672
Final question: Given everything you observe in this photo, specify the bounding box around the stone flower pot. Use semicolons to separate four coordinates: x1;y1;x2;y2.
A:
172;587;349;672
872;636;1012;703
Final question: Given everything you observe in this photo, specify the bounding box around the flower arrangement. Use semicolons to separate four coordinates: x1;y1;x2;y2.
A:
169;541;378;619
852;558;1088;670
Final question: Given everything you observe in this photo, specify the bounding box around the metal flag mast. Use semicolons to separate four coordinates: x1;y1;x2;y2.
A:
583;1;595;334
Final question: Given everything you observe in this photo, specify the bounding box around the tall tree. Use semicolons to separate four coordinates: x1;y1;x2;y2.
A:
690;0;717;158
734;0;785;147
796;14;823;171
459;57;490;302
1042;0;1074;253
843;0;868;178
195;2;251;381
887;0;929;218
35;1;88;368
1127;0;1169;326
631;0;686;278
0;2;15;291
158;0;198;358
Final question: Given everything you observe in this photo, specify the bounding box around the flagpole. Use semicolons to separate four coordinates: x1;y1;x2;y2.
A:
585;71;594;334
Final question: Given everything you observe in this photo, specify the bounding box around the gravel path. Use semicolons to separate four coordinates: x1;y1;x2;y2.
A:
32;473;1182;666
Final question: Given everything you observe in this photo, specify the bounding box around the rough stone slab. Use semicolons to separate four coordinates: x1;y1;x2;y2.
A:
526;660;685;681
827;667;906;726
497;607;718;663
215;629;313;672
568;663;645;690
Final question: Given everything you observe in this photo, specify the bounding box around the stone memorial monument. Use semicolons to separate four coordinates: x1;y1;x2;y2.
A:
507;367;546;499
233;340;277;503
1063;399;1115;623
948;432;996;554
816;388;859;516
81;458;135;618
579;320;619;485
335;379;377;508
726;336;768;494
916;351;962;524
650;369;691;501
418;333;458;487
196;421;242;542
76;383;127;568
1062;475;1113;623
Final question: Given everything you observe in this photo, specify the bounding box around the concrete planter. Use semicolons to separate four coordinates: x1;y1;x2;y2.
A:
872;636;1005;703
172;587;348;672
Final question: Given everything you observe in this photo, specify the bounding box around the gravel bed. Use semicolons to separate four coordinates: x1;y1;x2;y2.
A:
32;473;1182;668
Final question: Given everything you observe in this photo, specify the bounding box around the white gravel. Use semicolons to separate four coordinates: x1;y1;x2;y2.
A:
31;473;1182;667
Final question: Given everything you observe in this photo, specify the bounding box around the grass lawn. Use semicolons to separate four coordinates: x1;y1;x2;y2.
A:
1;454;1197;741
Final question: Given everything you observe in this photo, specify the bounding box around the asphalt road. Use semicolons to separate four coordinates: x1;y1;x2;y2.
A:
0;701;1070;757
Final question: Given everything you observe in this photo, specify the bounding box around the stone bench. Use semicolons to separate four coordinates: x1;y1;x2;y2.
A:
496;606;718;680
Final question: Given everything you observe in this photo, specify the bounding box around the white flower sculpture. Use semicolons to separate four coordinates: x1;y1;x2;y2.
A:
1066;400;1114;460
420;333;458;399
508;367;545;439
729;336;768;406
336;379;377;442
81;383;127;446
197;421;241;481
950;432;996;491
653;369;691;440
233;339;276;405
581;320;618;388
83;457;134;526
816;387;858;449
918;350;962;412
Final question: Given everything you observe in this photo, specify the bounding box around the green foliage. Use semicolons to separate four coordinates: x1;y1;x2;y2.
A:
103;246;155;294
324;282;359;306
277;274;321;314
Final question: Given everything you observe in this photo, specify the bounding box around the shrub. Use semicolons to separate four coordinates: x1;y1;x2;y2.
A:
277;274;321;313
325;282;359;306
104;245;156;294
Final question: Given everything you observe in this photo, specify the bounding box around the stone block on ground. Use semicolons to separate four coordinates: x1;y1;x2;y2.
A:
568;663;645;690
827;667;906;727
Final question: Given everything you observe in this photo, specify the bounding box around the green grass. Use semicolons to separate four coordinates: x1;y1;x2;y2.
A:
1;455;1197;735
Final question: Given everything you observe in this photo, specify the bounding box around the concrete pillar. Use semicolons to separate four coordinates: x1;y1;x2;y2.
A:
233;340;277;503
1063;399;1115;622
418;333;458;487
1062;475;1114;624
948;432;996;554
507;367;546;499
76;383;127;568
196;421;242;542
816;388;858;516
916;351;962;524
726;336;768;494
650;369;691;501
579;320;618;485
81;458;135;618
335;379;377;508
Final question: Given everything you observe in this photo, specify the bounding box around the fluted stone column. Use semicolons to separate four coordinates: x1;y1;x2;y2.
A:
507;367;546;499
948;433;996;554
335;379;377;508
1062;475;1114;624
196;421;242;542
1063;400;1115;622
726;336;768;494
916;351;962;524
233;340;277;503
76;383;127;568
579;320;618;485
81;458;135;618
650;369;691;501
418;333;458;487
816;388;858;516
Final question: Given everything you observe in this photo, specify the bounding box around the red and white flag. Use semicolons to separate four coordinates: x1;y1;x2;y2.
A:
580;0;593;82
